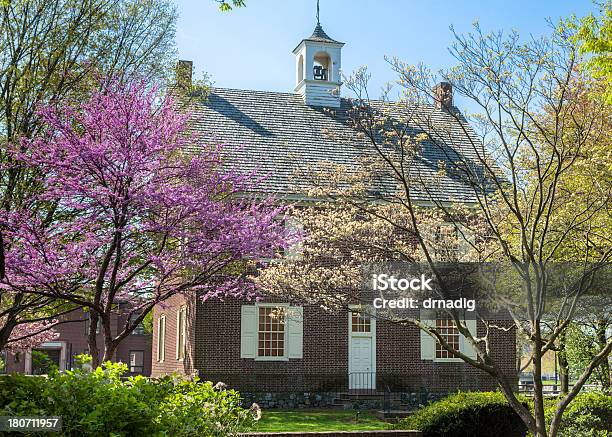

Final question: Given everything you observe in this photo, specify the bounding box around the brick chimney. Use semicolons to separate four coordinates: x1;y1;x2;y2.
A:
176;60;193;89
433;81;453;111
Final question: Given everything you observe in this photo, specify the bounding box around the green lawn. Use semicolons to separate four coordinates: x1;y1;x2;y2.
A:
248;410;390;432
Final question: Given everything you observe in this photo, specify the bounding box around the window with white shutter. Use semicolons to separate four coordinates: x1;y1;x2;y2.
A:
435;317;460;359
258;307;286;357
420;310;478;362
240;304;303;360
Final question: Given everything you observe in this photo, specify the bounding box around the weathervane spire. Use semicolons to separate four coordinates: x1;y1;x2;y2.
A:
316;0;320;25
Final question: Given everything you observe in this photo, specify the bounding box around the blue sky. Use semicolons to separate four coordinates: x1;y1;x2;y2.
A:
176;1;597;109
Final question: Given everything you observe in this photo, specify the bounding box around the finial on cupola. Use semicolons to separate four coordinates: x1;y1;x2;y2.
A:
292;0;345;107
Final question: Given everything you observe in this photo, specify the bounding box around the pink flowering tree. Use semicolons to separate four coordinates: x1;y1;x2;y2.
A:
6;78;294;366
2;320;59;353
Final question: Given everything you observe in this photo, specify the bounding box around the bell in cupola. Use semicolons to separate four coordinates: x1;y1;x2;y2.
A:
292;0;344;107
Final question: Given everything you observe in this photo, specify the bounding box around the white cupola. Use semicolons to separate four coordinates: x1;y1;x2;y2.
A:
292;11;344;108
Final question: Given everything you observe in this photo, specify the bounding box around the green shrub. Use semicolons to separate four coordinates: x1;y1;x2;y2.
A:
0;362;158;436
543;392;612;437
156;380;256;437
30;350;59;375
0;361;255;436
394;391;528;437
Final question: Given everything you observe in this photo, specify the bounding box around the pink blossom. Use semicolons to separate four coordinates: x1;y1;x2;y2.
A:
2;77;299;358
3;321;59;353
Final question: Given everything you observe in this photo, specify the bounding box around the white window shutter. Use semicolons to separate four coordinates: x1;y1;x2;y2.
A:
287;306;303;359
420;309;436;360
240;305;257;358
460;319;478;360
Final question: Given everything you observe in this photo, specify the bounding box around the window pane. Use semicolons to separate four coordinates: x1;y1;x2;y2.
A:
129;351;144;374
435;318;459;359
257;307;285;357
351;312;371;333
130;313;145;335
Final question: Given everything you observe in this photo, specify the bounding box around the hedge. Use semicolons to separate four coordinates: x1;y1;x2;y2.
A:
394;391;528;437
543;391;612;436
396;391;612;437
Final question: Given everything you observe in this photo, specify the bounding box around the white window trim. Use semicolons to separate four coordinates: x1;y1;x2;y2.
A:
347;305;377;372
157;315;166;363
176;306;186;361
434;356;464;363
254;303;289;362
348;308;375;338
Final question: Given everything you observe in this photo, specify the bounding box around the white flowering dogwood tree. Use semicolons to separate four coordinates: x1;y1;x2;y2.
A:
257;23;611;437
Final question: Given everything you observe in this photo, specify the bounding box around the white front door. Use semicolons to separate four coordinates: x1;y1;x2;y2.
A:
348;310;376;390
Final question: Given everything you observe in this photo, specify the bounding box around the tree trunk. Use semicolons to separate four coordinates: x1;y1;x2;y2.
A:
595;319;611;393
532;324;548;437
0;295;21;351
557;329;569;395
87;312;101;368
0;318;16;353
495;373;538;434
0;229;6;280
101;314;116;364
102;339;117;364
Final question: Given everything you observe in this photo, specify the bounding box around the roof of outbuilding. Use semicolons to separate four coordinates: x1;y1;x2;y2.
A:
184;87;486;203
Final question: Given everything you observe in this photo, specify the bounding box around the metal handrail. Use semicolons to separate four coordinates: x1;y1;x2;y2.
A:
348;371;376;393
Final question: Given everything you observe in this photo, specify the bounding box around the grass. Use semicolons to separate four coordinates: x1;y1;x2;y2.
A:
248;409;390;433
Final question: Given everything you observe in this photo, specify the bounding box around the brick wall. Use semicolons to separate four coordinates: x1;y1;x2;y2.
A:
193;298;350;391
151;293;197;376
2;307;152;376
376;318;515;393
173;297;517;395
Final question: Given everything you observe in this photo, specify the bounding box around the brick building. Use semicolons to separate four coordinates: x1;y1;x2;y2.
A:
151;19;517;406
2;306;152;376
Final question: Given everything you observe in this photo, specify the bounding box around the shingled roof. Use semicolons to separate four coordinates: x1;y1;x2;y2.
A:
185;87;485;203
305;23;343;45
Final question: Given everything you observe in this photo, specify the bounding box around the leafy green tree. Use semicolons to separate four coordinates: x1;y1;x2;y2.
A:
529;23;612;393
215;0;246;11
574;2;612;102
566;322;612;392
